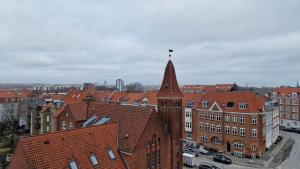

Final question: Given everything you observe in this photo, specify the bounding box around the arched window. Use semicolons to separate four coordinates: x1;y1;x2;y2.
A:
146;135;161;169
233;141;245;149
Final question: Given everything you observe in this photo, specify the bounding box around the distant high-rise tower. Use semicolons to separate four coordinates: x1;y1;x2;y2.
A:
157;60;183;169
116;78;124;92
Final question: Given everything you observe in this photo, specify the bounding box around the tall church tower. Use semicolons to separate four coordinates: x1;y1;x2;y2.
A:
157;59;183;169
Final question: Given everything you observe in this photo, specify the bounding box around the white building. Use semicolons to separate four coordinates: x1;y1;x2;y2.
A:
116;79;124;92
264;101;280;149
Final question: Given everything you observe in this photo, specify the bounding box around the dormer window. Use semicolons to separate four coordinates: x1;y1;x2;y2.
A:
69;160;78;169
202;101;208;107
107;150;116;160
90;154;99;166
239;103;247;109
227;102;234;108
292;93;297;98
187;101;193;107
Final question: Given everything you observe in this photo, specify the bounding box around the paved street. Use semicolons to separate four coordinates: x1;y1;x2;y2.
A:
184;131;300;169
278;131;300;169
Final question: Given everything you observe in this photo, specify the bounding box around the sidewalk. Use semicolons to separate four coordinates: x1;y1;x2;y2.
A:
225;134;294;168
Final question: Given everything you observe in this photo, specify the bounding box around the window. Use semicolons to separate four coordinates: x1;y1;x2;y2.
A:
280;99;284;104
292;93;298;98
46;126;50;132
240;116;245;123
225;114;230;122
199;112;203;118
216;125;221;133
210;124;215;132
240;128;245;137
227;102;234;108
205;113;209;120
69;123;73;129
69;160;78;169
187;101;193;107
292;114;297;120
225;126;231;134
202;101;208;107
286;106;290;112
213;137;221;144
185;111;191;118
185;122;192;128
186;132;192;139
292;107;298;113
232;115;238;123
252;129;257;138
199;122;204;130
286;99;290;105
239;103;247;109
90;154;99;166
61;121;67;130
292;100;298;105
216;114;221;121
210;113;215;120
233;141;245;149
107;150;116;160
280;106;284;111
205;123;210;131
46;115;50;122
252;145;256;151
252;116;257;124
232;127;237;135
201;136;208;142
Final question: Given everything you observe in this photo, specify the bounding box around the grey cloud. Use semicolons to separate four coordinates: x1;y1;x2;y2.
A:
0;0;300;86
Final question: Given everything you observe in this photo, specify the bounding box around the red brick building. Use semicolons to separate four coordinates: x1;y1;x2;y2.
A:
183;91;279;158
272;87;300;129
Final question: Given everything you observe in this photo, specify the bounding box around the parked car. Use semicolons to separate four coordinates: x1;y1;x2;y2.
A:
274;135;283;144
198;146;209;155
199;162;220;169
294;128;300;134
183;153;196;167
213;154;232;164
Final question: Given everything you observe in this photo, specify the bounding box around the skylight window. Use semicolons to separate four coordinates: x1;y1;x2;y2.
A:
90;154;99;166
227;102;234;108
69;160;78;169
107;150;116;160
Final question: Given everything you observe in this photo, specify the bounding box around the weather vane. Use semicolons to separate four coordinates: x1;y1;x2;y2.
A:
169;49;173;60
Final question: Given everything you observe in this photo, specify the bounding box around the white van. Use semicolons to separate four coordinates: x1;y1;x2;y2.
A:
183;153;196;167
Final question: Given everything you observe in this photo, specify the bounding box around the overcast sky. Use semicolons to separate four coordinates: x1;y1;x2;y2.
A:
0;0;300;87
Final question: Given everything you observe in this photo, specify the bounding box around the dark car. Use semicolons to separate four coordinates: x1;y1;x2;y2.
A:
275;135;283;144
199;162;220;169
213;154;232;164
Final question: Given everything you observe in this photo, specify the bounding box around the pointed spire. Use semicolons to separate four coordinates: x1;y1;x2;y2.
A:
157;60;183;98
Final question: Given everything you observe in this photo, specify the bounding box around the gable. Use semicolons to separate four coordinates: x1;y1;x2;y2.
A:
209;102;222;112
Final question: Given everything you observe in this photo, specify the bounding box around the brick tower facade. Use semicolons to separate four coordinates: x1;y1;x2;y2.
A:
157;60;183;169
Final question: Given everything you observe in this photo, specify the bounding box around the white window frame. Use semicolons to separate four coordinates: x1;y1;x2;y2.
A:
252;116;257;125
252;129;257;138
240;128;245;137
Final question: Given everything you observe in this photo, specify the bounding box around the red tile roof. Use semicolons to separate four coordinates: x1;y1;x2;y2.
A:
63;90;88;104
8;123;126;169
199;91;264;113
157;60;183;98
143;90;159;105
274;87;300;96
182;93;205;108
110;92;128;103
181;84;235;93
62;103;155;153
88;103;155;153
0;90;31;98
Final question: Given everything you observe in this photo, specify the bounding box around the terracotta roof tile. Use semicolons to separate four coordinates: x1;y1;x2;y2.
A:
199;91;264;113
274;87;300;96
8;123;126;169
157;60;183;98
